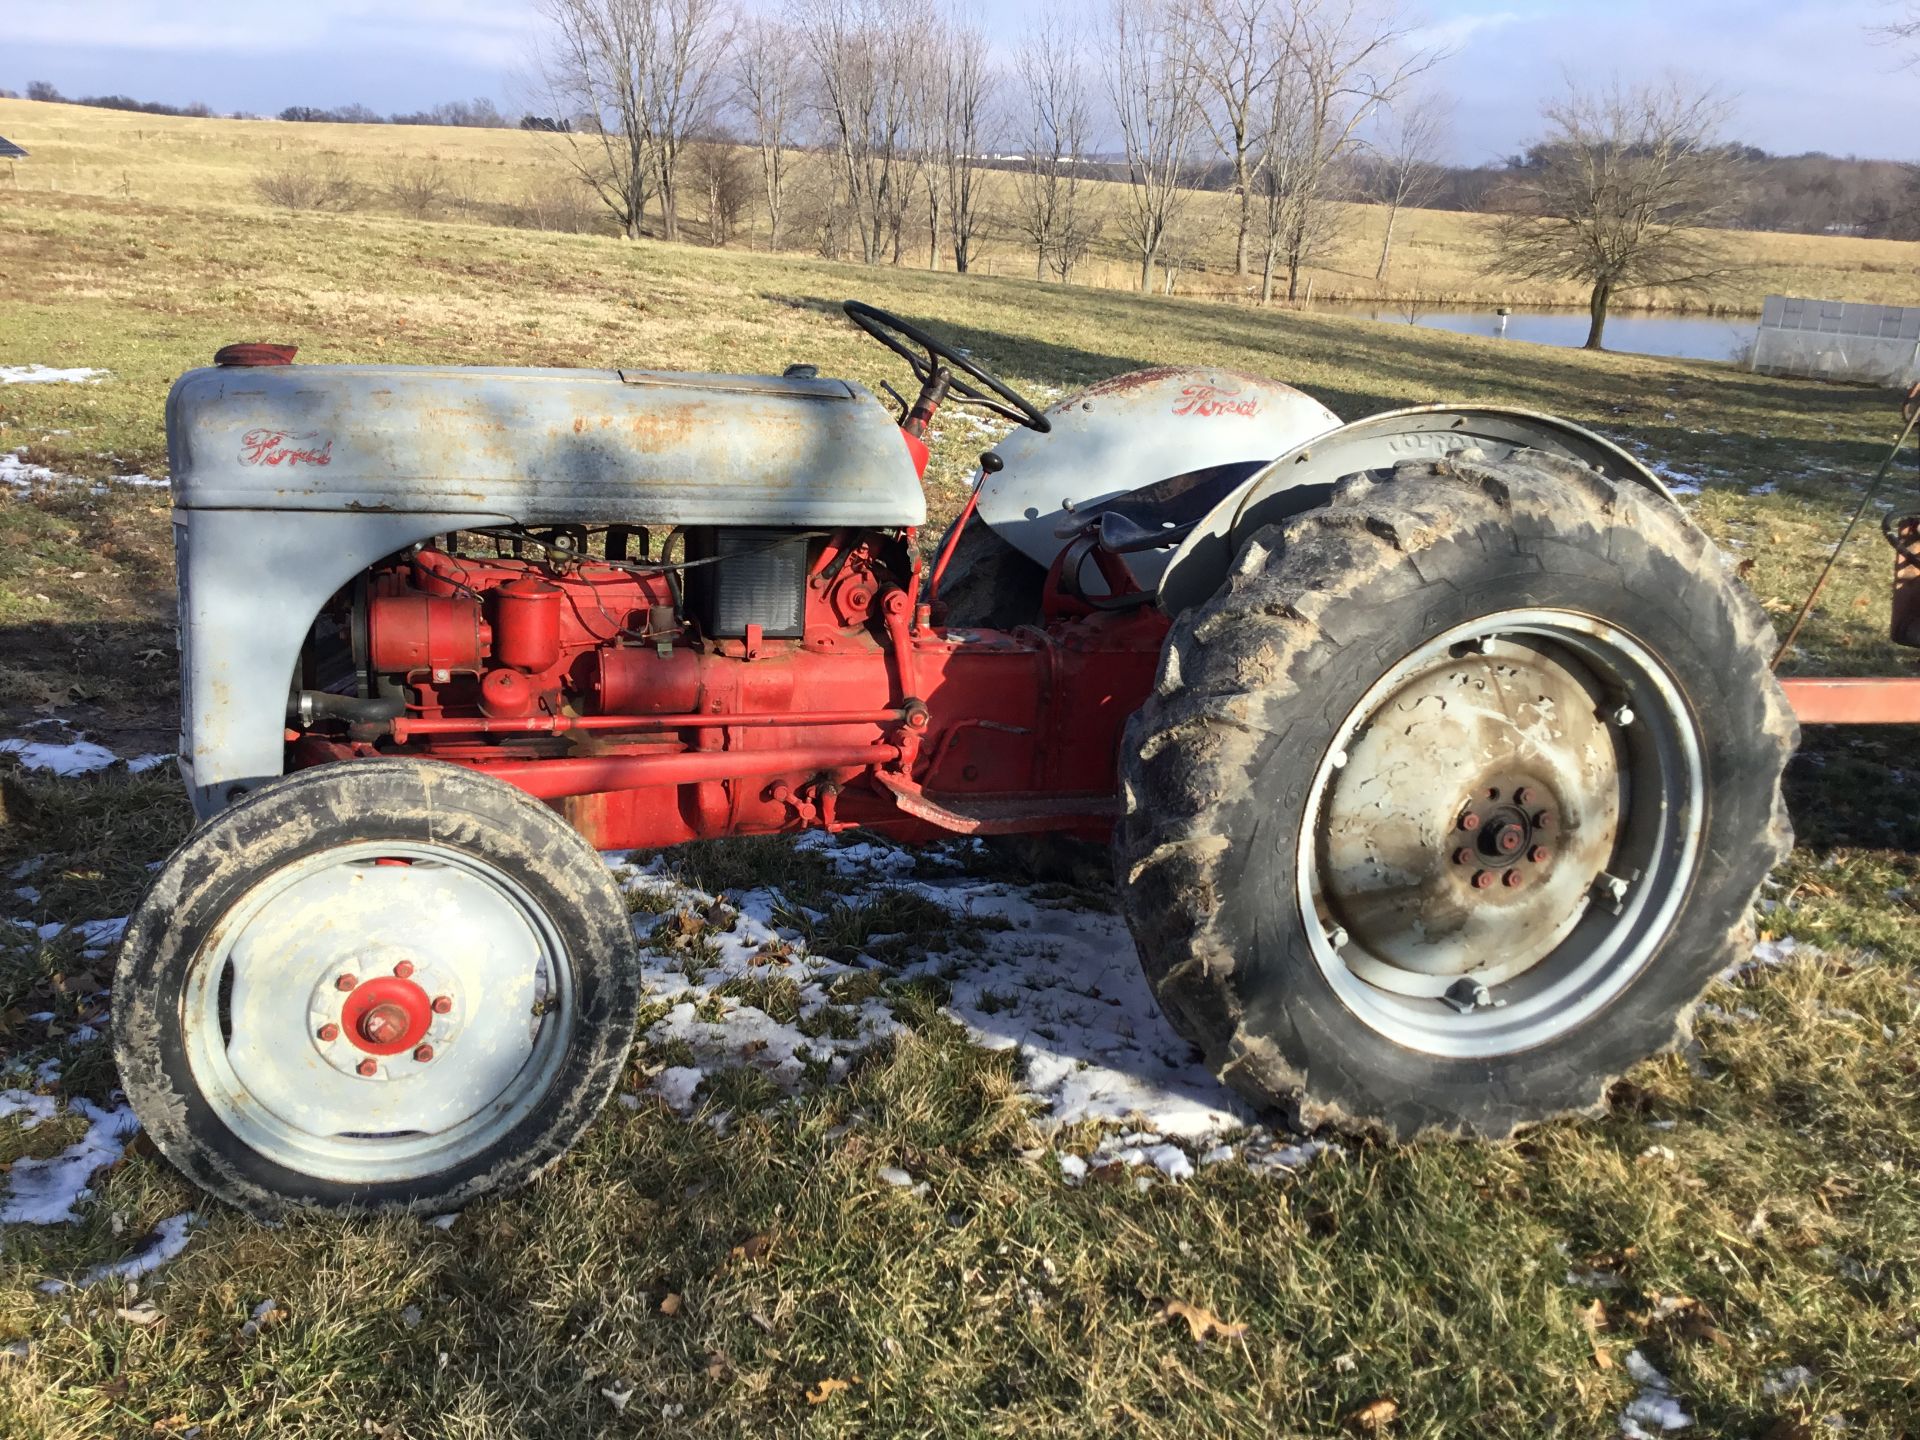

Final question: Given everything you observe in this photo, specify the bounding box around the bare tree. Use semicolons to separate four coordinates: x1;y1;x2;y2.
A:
1012;18;1097;281
539;0;660;237
1184;0;1281;275
1368;92;1446;280
381;158;452;218
686;134;753;242
1253;0;1425;304
1874;4;1920;62
1490;81;1741;349
793;0;923;266
1104;0;1205;292
642;0;735;242
735;18;804;246
936;21;994;273
537;0;731;242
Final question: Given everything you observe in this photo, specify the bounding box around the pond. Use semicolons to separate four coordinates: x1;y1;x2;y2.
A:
1316;302;1759;365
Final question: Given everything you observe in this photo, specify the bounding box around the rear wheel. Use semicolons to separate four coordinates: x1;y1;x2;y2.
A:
1114;450;1794;1137
114;759;640;1216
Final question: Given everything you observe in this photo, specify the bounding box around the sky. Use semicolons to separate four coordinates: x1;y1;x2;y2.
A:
3;0;1915;163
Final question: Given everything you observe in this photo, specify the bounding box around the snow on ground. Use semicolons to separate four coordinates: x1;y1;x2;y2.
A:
2;448;168;490
42;1213;199;1292
0;366;110;385
1618;1349;1693;1436
0;719;172;777
0;1097;141;1225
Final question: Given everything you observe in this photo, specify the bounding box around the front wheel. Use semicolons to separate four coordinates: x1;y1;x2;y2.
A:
1114;449;1795;1138
113;759;640;1217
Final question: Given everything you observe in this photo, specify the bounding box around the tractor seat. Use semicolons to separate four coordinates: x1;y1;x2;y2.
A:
1055;459;1269;555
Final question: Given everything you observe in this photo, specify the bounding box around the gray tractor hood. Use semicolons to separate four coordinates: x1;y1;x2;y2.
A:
166;362;927;527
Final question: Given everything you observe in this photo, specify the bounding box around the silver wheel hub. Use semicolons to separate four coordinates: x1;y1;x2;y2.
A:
1299;611;1704;1059
184;842;572;1184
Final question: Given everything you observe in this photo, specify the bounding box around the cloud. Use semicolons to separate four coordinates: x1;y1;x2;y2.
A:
7;1;536;71
1408;8;1525;56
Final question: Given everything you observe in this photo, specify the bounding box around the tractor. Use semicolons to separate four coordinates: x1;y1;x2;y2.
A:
116;301;1827;1216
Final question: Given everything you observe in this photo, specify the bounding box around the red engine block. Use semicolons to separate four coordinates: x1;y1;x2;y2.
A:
292;536;1167;852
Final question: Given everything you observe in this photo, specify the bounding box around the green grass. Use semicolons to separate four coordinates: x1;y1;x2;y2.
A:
1;141;1918;1439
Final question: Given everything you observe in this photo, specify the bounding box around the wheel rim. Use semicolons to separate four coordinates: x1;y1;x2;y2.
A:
1295;610;1704;1059
181;840;573;1185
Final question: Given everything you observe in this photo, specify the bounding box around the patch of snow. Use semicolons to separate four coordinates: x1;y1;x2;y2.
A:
0;366;109;385
0;737;123;776
0;1090;59;1129
1619;1349;1692;1436
652;1065;706;1113
897;876;1253;1140
129;753;173;773
1764;1365;1816;1398
610;839;1330;1182
1;448;168;491
1;1099;141;1224
42;1213;197;1291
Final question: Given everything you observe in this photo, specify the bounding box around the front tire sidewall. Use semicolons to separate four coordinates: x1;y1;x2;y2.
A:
114;761;639;1217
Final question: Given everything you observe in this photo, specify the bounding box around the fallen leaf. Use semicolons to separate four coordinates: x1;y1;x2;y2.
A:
1158;1298;1248;1343
659;1292;683;1316
1734;557;1756;581
115;1301;163;1327
704;1350;731;1380
1348;1397;1398;1431
731;1232;774;1263
805;1376;858;1404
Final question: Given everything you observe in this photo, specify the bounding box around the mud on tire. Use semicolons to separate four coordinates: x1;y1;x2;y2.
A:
113;759;641;1217
1113;450;1795;1139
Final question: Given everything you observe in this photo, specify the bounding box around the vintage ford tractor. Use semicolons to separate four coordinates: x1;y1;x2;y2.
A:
114;303;1801;1216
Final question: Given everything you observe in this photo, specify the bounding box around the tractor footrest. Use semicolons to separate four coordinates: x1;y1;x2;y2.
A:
873;773;1117;835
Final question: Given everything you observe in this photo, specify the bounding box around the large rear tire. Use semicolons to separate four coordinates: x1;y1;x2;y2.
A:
1114;450;1794;1138
113;759;640;1217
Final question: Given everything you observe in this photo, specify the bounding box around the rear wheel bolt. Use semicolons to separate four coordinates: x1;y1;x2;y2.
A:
1452;847;1474;866
432;995;453;1014
1472;870;1494;890
1503;870;1526;889
413;1044;434;1063
1529;846;1551;864
1458;813;1481;832
316;1023;339;1042
334;974;357;992
356;1059;378;1078
1515;787;1536;805
1534;811;1554;831
393;960;415;979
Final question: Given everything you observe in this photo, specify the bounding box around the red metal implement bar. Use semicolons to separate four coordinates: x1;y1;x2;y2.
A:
390;708;903;741
1780;677;1920;725
450;744;903;801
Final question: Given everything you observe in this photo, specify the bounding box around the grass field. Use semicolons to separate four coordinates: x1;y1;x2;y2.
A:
8;95;1920;313
2;102;1919;1438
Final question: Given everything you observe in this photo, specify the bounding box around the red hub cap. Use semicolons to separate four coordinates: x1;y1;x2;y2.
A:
340;975;434;1056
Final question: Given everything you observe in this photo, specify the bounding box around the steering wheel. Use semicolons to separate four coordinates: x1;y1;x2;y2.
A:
843;300;1051;434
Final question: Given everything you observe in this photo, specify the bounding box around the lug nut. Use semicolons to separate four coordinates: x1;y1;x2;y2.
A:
1458;812;1482;832
1452;847;1475;866
1503;870;1526;889
335;973;357;992
1515;787;1536;805
356;1058;379;1078
1529;846;1551;864
1472;870;1494;890
432;995;453;1014
316;1023;340;1042
393;960;415;979
413;1044;435;1063
1534;811;1554;831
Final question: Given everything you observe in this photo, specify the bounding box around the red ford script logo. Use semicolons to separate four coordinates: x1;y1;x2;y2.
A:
1172;381;1260;418
239;429;333;467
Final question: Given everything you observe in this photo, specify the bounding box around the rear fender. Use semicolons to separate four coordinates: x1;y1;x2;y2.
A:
1156;404;1679;615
